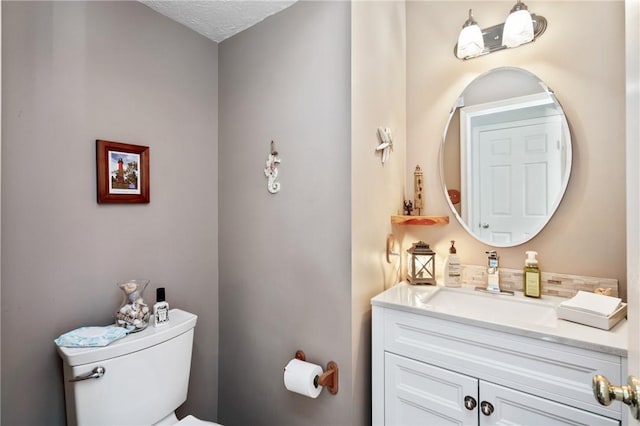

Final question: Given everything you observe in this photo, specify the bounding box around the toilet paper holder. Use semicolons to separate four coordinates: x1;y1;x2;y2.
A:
294;350;339;395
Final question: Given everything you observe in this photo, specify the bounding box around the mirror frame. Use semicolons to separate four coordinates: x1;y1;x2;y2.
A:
439;67;573;247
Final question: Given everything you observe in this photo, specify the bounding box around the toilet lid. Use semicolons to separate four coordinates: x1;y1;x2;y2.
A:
177;415;220;425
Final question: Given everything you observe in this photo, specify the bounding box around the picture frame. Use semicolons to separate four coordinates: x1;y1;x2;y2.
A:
96;139;150;204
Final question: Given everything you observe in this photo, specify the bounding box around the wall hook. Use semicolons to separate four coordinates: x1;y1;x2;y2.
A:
376;127;393;164
386;234;400;263
264;140;281;194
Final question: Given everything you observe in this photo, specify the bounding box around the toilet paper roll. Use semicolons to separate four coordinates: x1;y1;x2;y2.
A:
284;358;323;398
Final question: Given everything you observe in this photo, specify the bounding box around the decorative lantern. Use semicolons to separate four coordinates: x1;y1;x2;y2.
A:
407;241;436;285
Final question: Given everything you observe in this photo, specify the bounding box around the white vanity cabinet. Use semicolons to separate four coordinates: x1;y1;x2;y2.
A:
385;352;617;425
372;286;627;426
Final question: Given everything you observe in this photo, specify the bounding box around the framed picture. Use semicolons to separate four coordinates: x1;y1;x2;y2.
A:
96;140;150;204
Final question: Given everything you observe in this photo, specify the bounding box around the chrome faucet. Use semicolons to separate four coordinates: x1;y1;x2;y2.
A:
485;250;500;292
475;250;514;295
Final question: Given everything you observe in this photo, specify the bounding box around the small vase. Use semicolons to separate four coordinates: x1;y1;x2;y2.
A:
115;279;150;332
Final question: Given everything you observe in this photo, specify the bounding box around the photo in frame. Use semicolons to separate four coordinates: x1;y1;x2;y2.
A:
96;140;150;204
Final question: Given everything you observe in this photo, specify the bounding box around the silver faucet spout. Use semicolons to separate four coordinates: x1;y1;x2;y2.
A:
485;250;501;292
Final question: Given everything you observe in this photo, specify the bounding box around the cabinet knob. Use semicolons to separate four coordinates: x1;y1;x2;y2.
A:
480;401;494;416
463;395;477;410
593;374;640;419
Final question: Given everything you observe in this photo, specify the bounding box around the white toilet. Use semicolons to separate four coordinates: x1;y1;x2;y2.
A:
57;309;218;426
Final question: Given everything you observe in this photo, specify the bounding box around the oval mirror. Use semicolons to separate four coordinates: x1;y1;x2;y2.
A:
440;67;572;247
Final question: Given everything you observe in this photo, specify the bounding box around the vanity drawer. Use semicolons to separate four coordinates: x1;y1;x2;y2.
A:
381;308;624;420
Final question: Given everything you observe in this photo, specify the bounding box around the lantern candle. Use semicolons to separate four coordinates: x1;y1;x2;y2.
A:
407;241;436;285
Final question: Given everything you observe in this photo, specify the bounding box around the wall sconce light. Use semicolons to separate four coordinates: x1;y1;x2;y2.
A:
454;0;547;60
407;241;436;285
503;0;534;48
456;9;484;59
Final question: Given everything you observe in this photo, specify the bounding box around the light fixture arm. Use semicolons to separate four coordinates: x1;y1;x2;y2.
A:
510;0;528;13
462;9;478;28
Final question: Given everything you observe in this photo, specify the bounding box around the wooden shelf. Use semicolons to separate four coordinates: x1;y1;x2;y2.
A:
391;215;450;226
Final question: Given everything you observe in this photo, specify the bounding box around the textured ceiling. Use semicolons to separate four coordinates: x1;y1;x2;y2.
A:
141;0;298;43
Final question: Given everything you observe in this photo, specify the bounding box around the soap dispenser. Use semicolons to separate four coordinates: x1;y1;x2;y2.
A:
443;240;461;287
524;251;541;298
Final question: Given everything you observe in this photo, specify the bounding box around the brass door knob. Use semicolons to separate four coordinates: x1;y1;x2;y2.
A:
593;374;640;419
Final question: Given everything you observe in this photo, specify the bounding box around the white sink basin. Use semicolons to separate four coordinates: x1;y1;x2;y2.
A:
418;287;560;329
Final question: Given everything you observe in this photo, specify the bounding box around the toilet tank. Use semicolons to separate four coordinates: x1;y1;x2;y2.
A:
57;309;198;426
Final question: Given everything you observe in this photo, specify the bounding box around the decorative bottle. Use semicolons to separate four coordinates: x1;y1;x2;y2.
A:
115;279;150;332
153;287;170;327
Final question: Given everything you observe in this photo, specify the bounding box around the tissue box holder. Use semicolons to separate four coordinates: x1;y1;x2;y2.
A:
557;303;627;330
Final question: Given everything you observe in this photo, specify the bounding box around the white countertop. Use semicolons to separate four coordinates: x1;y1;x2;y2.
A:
371;282;628;357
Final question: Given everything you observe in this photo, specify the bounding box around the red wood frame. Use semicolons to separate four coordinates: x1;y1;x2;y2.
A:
96;139;150;204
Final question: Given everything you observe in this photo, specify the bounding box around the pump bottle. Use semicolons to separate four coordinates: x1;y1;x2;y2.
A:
524;251;541;298
443;240;461;287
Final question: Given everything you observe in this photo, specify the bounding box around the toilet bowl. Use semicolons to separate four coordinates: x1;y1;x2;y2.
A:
154;413;218;425
177;414;219;425
56;309;218;426
154;412;218;425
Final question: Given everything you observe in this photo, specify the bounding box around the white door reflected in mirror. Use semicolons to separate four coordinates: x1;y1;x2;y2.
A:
440;67;572;247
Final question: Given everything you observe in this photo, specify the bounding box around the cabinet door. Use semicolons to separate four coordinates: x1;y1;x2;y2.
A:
479;381;619;426
385;352;478;425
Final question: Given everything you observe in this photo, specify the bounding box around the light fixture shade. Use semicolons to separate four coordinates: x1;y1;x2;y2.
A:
502;8;534;48
456;24;484;59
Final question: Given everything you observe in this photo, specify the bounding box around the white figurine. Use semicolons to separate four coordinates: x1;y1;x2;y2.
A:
264;141;281;194
376;127;393;164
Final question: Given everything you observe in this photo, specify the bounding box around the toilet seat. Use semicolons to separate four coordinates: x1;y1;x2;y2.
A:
176;414;220;425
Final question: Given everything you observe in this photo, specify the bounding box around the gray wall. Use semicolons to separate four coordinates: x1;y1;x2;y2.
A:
218;2;353;425
1;2;219;424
